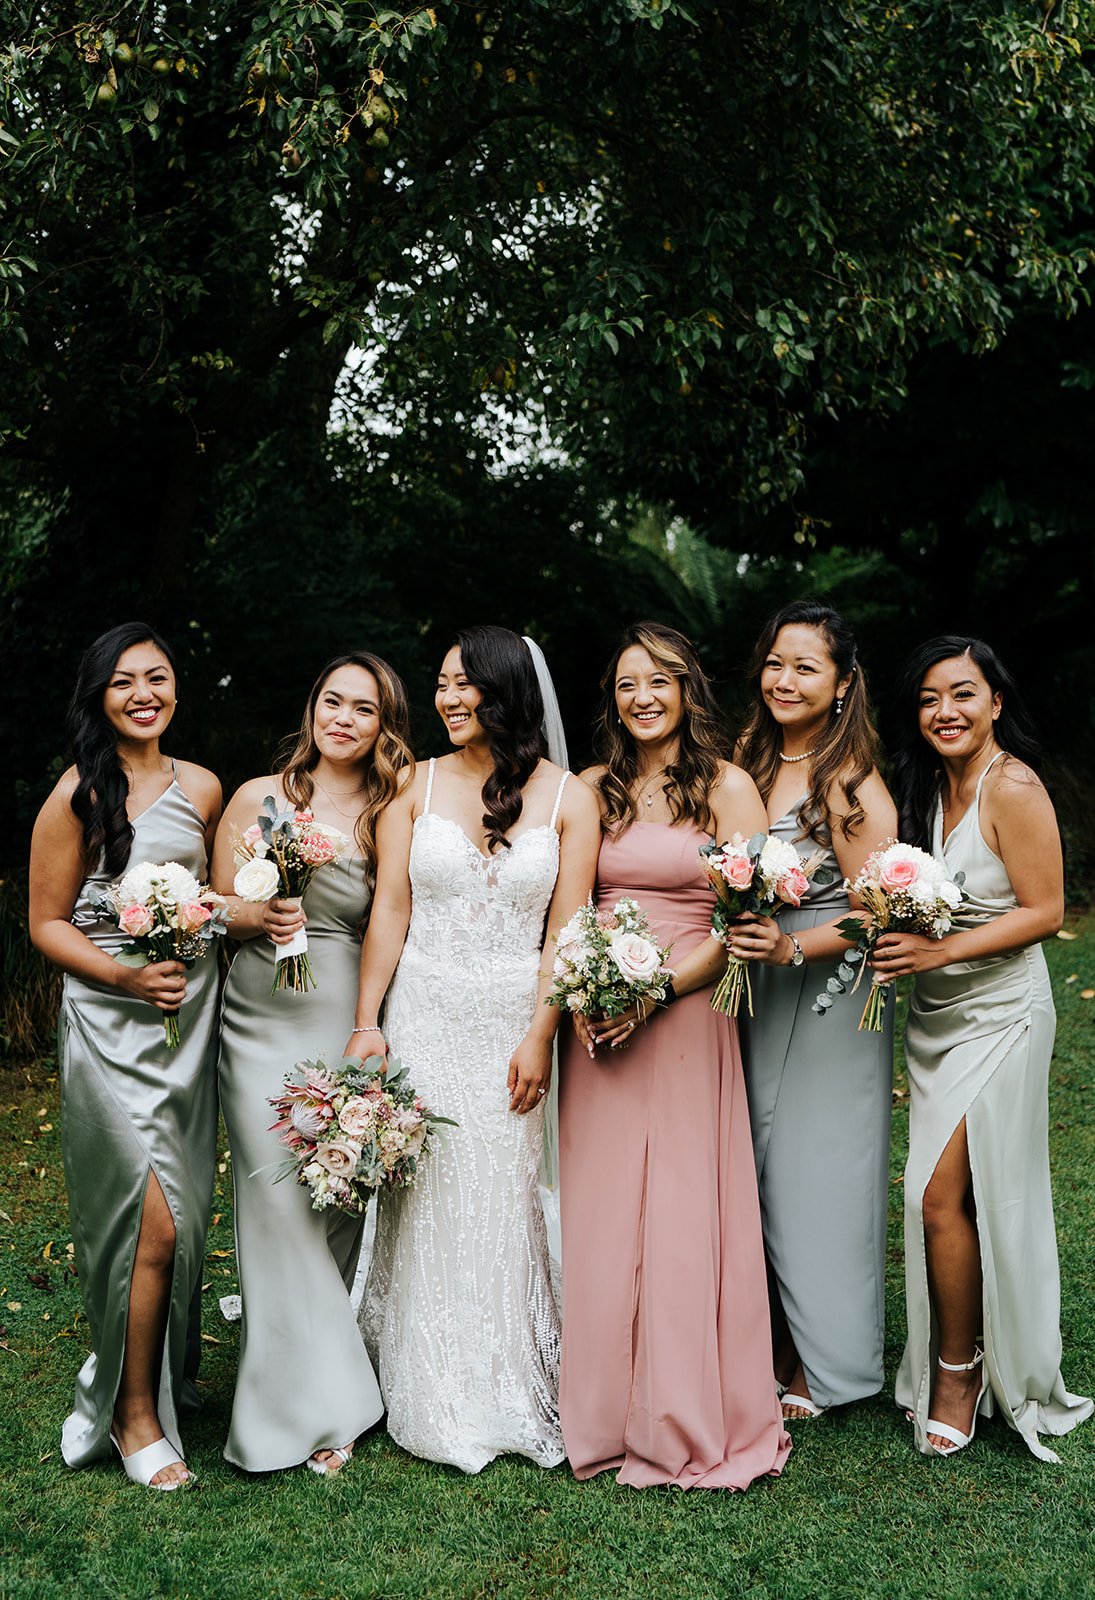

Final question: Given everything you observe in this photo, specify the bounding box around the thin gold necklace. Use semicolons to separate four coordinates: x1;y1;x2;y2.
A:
313;776;365;815
634;767;669;808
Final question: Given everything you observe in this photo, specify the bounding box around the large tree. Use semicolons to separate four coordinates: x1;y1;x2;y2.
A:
2;1;1094;845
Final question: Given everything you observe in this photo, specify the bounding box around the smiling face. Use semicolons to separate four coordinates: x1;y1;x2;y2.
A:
760;623;851;744
917;653;1001;760
614;644;684;749
436;646;485;747
102;641;177;745
312;663;382;766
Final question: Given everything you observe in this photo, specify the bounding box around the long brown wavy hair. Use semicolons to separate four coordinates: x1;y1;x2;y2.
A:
276;651;413;882
736;599;880;845
594;622;732;835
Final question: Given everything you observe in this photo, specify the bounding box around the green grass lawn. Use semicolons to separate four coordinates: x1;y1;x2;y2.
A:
2;920;1093;1600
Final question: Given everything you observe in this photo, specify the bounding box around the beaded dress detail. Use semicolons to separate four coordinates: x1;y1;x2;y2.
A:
359;760;567;1472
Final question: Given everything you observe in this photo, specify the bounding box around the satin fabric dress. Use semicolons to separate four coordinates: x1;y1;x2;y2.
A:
895;754;1093;1460
359;762;567;1473
60;778;219;1468
218;852;383;1471
742;808;892;1408
559;822;791;1489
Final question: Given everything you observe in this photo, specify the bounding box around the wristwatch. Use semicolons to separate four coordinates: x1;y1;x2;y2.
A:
786;934;805;968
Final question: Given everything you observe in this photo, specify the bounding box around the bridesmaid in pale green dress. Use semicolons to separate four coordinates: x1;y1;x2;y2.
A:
874;636;1091;1459
731;601;897;1422
212;651;412;1475
30;623;222;1489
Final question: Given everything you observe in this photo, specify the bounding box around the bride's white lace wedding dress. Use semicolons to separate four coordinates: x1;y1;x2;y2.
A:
359;759;567;1473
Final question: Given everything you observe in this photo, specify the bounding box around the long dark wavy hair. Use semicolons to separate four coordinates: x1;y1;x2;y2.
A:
736;599;881;845
892;635;1043;850
594;621;731;836
67;621;178;876
276;652;414;882
451;625;547;853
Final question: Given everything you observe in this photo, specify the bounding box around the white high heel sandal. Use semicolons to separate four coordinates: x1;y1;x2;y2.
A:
924;1348;987;1456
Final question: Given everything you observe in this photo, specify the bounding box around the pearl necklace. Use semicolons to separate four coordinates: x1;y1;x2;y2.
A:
779;748;815;764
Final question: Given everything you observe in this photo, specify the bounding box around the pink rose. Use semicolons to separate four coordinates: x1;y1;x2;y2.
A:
242;823;264;848
720;853;754;891
294;809;315;825
879;857;918;892
338;1095;377;1140
314;1138;361;1177
177;900;212;934
777;867;810;907
119;903;155;937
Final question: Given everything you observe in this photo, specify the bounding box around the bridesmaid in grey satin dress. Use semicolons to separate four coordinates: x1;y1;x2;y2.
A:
29;623;222;1489
875;636;1091;1459
731;601;897;1421
212;652;412;1475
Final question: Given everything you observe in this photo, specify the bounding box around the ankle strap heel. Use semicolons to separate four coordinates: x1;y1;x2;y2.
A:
937;1347;984;1374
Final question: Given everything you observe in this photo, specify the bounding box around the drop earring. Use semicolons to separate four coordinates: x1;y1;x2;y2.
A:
835;697;844;717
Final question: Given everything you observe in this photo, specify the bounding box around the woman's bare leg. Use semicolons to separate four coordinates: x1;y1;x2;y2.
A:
110;1171;190;1487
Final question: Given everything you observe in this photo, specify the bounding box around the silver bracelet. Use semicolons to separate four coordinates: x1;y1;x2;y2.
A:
350;1025;383;1036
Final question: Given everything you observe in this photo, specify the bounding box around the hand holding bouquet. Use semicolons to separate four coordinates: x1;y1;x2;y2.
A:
268;1055;456;1214
88;860;228;1047
547;897;674;1021
813;841;964;1031
232;796;348;994
700;834;833;1016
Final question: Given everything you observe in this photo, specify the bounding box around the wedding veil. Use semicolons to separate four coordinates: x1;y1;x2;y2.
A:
523;635;568;1288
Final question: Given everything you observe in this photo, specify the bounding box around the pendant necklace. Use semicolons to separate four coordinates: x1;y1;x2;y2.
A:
636;768;668;808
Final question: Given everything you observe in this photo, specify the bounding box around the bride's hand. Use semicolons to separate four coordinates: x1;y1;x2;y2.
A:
342;1026;387;1064
508;1035;551;1115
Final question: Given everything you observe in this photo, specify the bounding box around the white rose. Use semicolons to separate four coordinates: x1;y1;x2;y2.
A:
234;856;281;901
938;880;962;909
608;931;662;984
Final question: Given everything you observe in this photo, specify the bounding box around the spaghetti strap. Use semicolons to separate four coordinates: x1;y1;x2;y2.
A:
423;757;437;815
549;771;569;830
974;750;1005;801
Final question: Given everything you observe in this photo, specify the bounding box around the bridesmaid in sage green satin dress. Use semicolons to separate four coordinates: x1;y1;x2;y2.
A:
30;623;222;1490
212;651;412;1476
731;601;897;1423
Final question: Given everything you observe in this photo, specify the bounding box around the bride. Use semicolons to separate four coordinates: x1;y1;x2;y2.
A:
348;625;600;1472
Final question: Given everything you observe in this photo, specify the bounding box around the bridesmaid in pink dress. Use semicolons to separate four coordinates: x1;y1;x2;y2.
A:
559;622;791;1489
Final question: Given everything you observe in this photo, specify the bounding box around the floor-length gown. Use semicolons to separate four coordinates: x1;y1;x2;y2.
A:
60;776;219;1468
895;753;1092;1460
559;822;791;1489
359;759;567;1473
219;851;383;1471
742;808;892;1408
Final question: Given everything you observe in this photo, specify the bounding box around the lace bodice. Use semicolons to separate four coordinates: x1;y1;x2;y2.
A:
401;761;567;975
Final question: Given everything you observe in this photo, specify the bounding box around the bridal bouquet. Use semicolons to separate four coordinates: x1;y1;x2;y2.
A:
699;833;833;1017
268;1055;456;1214
232;795;348;994
88;861;229;1047
547;897;674;1020
813;841;965;1032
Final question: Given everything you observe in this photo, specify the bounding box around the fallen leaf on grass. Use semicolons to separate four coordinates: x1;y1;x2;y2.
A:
1082;990;1094;1001
6;1301;22;1312
38;1452;52;1464
1056;929;1079;941
208;1249;234;1259
42;1241;52;1260
1066;974;1079;984
26;1273;52;1292
199;1333;223;1344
